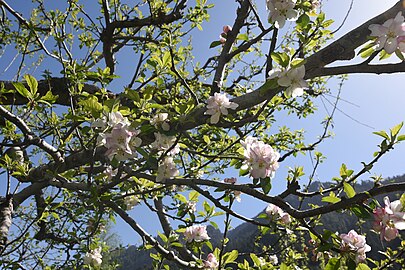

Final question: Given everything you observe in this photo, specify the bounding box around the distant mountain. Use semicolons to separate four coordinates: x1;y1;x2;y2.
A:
111;174;405;269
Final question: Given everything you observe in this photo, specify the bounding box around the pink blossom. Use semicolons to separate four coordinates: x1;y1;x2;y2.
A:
205;93;238;124
184;225;210;242
102;124;136;161
339;230;371;263
266;203;291;224
241;136;280;179
373;196;405;241
223;25;232;33
203;253;219;269
369;11;405;54
266;0;298;29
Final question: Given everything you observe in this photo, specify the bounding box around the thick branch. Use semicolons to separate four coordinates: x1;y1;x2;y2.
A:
305;1;404;77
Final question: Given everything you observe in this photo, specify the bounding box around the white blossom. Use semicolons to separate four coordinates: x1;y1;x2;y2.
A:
205;92;238;124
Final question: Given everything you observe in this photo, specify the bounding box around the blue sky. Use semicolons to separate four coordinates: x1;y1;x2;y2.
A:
1;0;403;247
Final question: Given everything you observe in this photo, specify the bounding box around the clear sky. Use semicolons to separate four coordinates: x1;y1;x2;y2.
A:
1;0;403;247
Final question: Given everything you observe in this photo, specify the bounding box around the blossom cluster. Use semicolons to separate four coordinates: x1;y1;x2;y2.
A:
241;136;280;179
339;230;371;263
266;0;299;29
369;11;405;54
372;196;405;241
184;225;210;242
83;247;103;267
265;203;291;224
268;65;308;98
152;132;180;182
151;113;170;131
93;112;142;161
124;195;140;211
205;92;238;124
203;253;219;269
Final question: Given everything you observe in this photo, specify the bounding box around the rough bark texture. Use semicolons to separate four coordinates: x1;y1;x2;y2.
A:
0;196;13;253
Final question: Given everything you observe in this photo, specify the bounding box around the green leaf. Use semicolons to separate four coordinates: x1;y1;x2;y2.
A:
356;263;371;270
350;205;370;219
223;250;238;264
343;182;356;198
237;33;249;41
13;82;31;98
390;122;403;138
270;52;290;67
322;192;341;204
400;193;405;211
158;232;168;243
209;40;222;48
250;253;262;267
296;14;310;28
260;177;272;194
24;74;38;96
360;46;375;58
162;51;171;68
290;58;306;68
78;96;103;117
39;90;59;104
373;130;390;140
325;258;340;270
397;134;405;141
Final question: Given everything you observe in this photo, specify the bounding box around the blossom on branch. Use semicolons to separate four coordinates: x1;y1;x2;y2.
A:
220;25;232;44
373;196;405;241
184;225;210;242
203;253;219;269
241;136;280;179
152;133;180;156
205;92;238;124
266;0;299;29
268;65;308;97
156;157;179;182
83;247;103;267
151;113;170;131
265;203;291;224
339;230;371;263
95;112;142;161
124;195;139;211
368;11;405;54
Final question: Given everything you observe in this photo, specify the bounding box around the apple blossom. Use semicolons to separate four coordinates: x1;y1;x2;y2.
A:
241;136;280;179
339;230;371;263
265;203;291;224
184;225;210;242
369;11;405;54
373;196;405;241
124;195;139;211
205;92;238;124
151;113;170;131
151;133;180;156
103;165;117;181
102;124;136;161
203;253;219;269
266;0;299;29
83;247;102;267
268;65;308;97
156;157;179;182
269;254;278;265
219;25;232;44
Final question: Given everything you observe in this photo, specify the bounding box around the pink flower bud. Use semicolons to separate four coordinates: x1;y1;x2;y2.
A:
223;25;232;33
